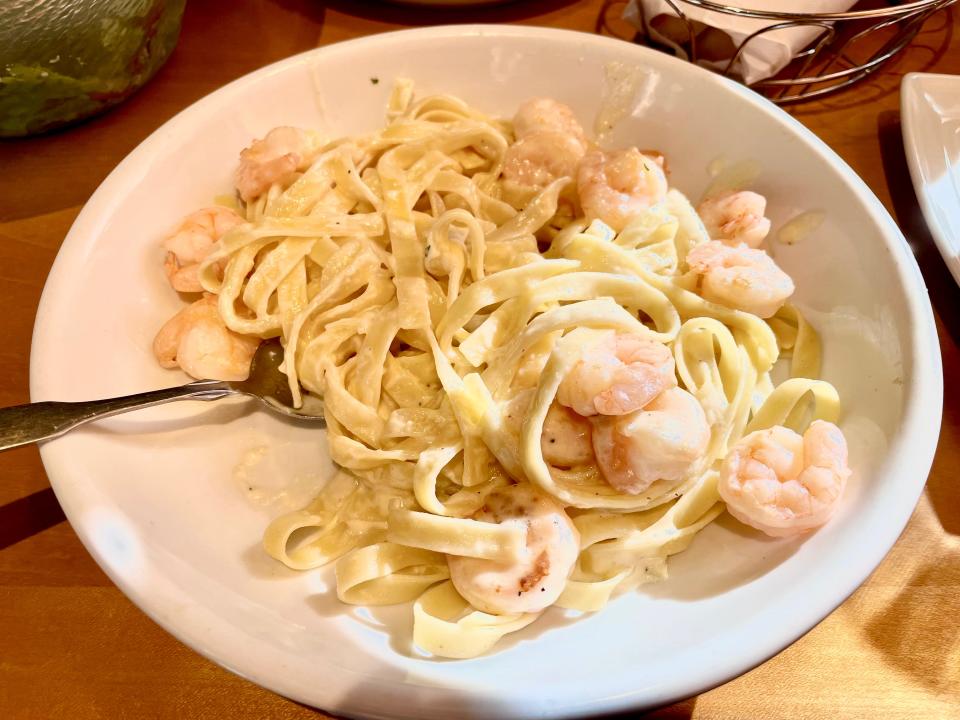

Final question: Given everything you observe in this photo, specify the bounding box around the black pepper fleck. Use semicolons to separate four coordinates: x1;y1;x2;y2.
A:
370;77;380;85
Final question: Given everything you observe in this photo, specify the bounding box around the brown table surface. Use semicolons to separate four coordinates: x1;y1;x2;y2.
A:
2;1;958;718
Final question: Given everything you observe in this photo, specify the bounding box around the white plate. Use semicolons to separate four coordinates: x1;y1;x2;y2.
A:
31;26;943;720
902;72;960;287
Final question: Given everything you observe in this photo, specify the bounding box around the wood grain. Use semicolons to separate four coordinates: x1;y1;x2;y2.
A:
1;1;958;718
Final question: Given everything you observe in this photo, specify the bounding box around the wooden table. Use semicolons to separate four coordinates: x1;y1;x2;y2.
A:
1;1;958;718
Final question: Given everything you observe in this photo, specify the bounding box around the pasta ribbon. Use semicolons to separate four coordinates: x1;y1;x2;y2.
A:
578;471;724;577
387;507;526;562
555;570;632;613
335;543;449;605
768;303;823;380
745;377;841;434
673;318;757;461
263;473;373;570
412;581;539;659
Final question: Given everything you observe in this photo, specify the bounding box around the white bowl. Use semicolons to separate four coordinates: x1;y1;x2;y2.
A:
30;25;943;719
901;72;960;287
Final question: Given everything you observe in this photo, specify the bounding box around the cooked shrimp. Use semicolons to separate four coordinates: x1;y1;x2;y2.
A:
162;206;245;293
502;132;585;188
153;295;260;381
577;148;669;232
557;333;677;417
697;190;771;248
447;483;580;614
512;97;588;147
503;392;594;467
718;420;851;537
686;240;794;319
591;387;711;495
235;126;322;202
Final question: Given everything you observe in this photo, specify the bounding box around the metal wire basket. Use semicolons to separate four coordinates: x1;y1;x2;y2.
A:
632;0;958;103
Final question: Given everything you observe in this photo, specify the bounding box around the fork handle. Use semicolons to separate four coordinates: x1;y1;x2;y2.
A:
0;380;234;452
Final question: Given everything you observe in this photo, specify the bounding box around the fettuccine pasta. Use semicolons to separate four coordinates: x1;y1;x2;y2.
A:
151;83;852;659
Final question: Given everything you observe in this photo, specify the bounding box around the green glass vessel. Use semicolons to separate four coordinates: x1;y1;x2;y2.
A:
0;0;186;137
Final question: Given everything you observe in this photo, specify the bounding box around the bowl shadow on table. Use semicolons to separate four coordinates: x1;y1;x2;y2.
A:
584;698;696;720
926;444;960;538
876;109;960;536
864;551;960;694
0;481;66;550
321;0;585;25
302;676;524;720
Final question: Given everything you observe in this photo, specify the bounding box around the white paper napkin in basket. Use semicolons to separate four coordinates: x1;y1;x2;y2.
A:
624;0;858;84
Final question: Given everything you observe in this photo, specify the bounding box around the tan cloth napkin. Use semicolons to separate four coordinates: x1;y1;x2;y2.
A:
624;0;858;84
